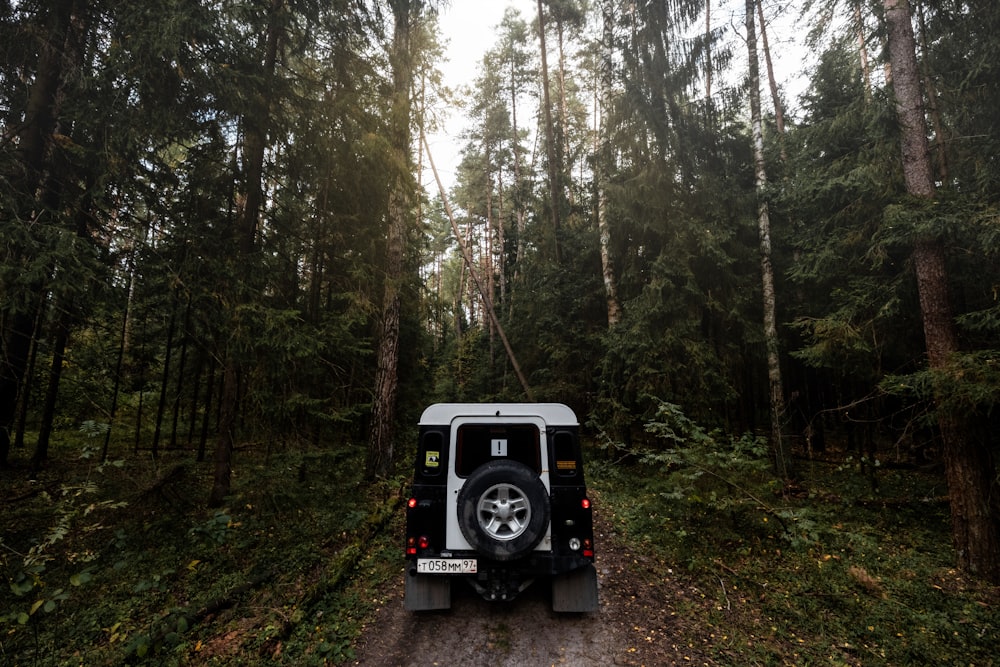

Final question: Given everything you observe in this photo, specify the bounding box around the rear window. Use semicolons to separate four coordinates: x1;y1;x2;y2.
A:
551;430;579;477
418;429;445;476
455;423;540;477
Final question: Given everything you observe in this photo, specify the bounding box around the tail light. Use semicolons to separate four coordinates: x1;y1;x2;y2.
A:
406;535;430;555
583;538;593;558
407;497;417;509
581;498;591;509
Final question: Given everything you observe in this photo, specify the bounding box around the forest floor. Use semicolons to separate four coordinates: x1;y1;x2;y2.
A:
2;441;998;666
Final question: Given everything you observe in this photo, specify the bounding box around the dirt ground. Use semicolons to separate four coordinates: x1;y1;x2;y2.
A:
353;510;719;667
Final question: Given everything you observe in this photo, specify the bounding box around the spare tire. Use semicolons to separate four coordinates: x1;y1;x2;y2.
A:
457;460;549;561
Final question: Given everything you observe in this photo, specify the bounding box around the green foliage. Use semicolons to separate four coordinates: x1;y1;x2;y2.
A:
881;350;1000;419
594;401;784;558
4;420;997;665
188;511;234;547
641;402;771;485
1;440;403;666
590;432;998;665
1;450;119;645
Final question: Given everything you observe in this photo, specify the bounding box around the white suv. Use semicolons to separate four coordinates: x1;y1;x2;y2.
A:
403;403;598;612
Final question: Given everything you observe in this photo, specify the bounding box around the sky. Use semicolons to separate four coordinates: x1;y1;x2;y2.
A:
423;0;538;193
423;0;812;194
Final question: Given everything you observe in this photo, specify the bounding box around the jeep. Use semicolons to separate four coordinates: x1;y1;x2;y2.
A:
404;403;598;612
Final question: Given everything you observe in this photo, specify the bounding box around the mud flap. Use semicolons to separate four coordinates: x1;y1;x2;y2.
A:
551;563;599;612
404;572;451;611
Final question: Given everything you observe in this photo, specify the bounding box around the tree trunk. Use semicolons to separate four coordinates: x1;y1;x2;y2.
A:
598;0;621;327
496;171;508;309
198;365;216;463
746;0;792;481
169;298;192;450
0;0;74;468
856;0;872;101
152;296;179;458
424;135;535;402
705;0;712;100
29;310;69;478
508;46;527;288
186;348;203;448
915;3;949;185
368;190;405;478
367;0;416;480
883;0;1000;582
102;228;140;460
556;15;572;209
754;0;786;161
536;0;562;263
485;159;497;364
754;0;783;137
210;360;238;506
209;0;283;507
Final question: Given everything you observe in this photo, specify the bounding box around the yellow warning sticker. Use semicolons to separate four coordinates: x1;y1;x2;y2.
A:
425;451;440;468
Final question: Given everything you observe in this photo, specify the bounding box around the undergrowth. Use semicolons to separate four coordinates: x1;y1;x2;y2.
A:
3;406;997;666
1;432;406;666
588;400;998;666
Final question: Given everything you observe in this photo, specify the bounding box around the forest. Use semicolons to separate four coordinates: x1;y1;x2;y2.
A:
2;0;998;664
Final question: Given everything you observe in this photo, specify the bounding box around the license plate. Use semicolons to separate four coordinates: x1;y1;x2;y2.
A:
416;558;478;574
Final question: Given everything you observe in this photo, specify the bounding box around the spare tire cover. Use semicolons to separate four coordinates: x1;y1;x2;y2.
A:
457;460;549;561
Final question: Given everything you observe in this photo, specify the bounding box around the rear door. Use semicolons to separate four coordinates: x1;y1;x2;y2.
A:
445;416;552;552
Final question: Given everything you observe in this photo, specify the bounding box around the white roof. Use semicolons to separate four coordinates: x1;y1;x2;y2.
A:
419;403;578;426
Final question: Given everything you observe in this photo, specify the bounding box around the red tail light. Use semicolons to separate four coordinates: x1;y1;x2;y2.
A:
418;535;430;550
583;538;593;558
406;536;416;556
407;497;417;509
581;498;591;510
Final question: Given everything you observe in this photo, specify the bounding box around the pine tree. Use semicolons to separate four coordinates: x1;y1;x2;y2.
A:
883;0;1000;582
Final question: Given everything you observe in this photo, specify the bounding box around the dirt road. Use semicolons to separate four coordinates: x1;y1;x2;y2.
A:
354;515;717;666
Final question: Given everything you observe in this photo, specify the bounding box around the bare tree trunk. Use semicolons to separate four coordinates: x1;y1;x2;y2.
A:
754;0;783;137
884;0;999;582
556;16;572;209
152;297;179;459
30;308;69;477
169;298;192;449
916;3;949;185
424;136;535;401
368;211;404;478
508;50;526;287
13;297;46;452
485;151;497;364
197;365;216;463
705;0;713;100
0;0;74;468
210;0;283;506
102;223;142;460
746;0;792;481
368;0;416;479
536;0;562;263
856;0;872;101
754;0;786;161
597;0;621;328
186;349;203;448
495;174;507;309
